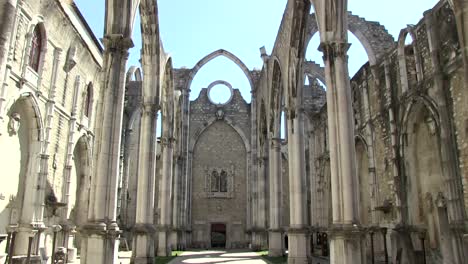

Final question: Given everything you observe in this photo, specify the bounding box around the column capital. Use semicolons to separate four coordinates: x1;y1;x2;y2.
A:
319;42;351;62
270;137;282;149
327;224;365;239
102;34;134;53
160;137;175;148
141;103;159;116
132;223;156;235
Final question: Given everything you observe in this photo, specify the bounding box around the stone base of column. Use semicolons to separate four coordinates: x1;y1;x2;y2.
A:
268;230;283;257
131;224;155;264
170;230;179;250
251;230;267;251
287;229;309;264
329;225;364;264
80;222;120;264
157;231;171;257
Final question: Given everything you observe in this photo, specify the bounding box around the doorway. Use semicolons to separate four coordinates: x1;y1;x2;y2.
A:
211;223;227;248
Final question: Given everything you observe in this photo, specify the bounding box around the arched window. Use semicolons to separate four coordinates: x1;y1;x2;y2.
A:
220;170;228;192
85;83;93;118
211;171;219;192
29;25;43;72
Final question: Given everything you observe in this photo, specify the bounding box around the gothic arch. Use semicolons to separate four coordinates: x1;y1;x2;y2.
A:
4;92;44;143
400;95;441;142
105;0;140;38
126;66;143;83
207;80;233;90
185;49;254;91
189;117;251;154
303;61;326;85
24;19;48;78
305;13;395;65
397;26;424;93
161;57;174;136
269;58;284;137
0;92;44;228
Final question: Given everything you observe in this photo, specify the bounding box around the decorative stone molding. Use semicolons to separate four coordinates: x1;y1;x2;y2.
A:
102;34;134;54
204;165;235;199
319;42;351;62
7;112;20;135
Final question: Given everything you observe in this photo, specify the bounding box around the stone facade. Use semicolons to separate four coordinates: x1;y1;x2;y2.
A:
0;0;102;262
2;0;468;264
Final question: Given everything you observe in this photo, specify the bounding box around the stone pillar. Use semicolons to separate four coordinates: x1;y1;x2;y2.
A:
250;90;258;235
319;42;363;263
171;158;182;249
80;35;133;264
268;137;283;257
286;108;309;264
180;88;190;248
252;155;267;250
157;136;174;256
131;104;158;264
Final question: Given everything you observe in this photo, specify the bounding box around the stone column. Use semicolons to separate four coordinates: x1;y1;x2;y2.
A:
319;42;363;263
253;155;267;250
171;158;182;249
157;136;174;256
250;90;258;235
268;137;283;256
180;88;190;248
80;35;133;264
131;104;158;264
286;108;310;264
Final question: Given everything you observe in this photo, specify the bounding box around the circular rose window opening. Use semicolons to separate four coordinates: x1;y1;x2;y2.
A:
208;84;233;105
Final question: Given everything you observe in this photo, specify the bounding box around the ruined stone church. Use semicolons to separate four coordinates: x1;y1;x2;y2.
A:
0;0;468;263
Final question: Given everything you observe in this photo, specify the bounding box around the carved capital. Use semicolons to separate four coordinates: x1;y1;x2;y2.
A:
319;42;351;62
160;137;175;148
141;103;158;116
270;137;282;150
102;34;134;54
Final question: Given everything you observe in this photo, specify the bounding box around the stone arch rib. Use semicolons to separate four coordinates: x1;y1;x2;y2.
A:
303;61;326;84
306;12;395;65
185;49;254;91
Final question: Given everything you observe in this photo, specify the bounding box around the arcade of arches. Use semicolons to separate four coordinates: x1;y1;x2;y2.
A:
0;0;468;263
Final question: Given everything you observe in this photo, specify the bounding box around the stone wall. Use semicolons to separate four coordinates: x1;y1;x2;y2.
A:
188;88;251;248
0;0;102;258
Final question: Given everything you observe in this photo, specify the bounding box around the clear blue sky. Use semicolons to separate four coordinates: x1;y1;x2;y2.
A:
75;0;439;102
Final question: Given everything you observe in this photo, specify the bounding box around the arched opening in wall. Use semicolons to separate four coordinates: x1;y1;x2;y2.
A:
208;83;233;105
398;28;422;93
405;33;415;45
355;139;371;226
280;110;286;140
0;96;42;253
190;121;248;249
68;136;91;255
84;83;93;119
305;31;369;77
28;24;46;72
128;10;142;68
403;101;444;253
190;55;251;103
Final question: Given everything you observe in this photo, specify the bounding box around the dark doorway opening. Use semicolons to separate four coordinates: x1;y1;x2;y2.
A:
211;223;227;248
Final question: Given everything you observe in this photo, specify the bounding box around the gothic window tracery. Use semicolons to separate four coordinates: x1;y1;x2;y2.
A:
205;166;235;198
